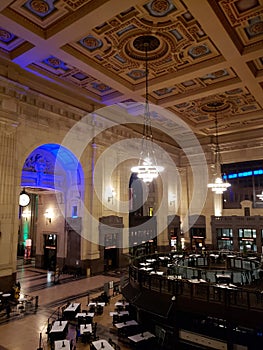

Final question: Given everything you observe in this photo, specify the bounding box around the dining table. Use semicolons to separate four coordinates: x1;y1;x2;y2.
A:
75;312;94;318
63;302;81;320
139;267;153;271
91;339;115;350
80;323;92;335
114;319;138;329
188;278;207;283
109;310;129;316
128;331;156;343
88;302;106;307
150;270;164;275
54;339;70;350
114;301;129;307
139;262;151;266
49;321;68;341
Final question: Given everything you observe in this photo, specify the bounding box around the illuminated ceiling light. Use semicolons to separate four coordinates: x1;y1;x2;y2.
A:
131;35;164;183
207;102;231;194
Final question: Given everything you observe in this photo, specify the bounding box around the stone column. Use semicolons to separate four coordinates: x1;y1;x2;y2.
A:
0;124;19;289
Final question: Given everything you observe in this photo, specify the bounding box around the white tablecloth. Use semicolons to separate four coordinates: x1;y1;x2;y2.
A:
64;303;80;312
114;301;129;307
128;331;155;343
188;278;206;283
76;312;94;318
215;283;237;290
50;321;68;333
167;275;182;280
150;271;164;275
216;274;231;279
80;323;92;335
88;302;105;307
54;339;70;350
91;339;114;350
114;319;138;328
109;310;129;316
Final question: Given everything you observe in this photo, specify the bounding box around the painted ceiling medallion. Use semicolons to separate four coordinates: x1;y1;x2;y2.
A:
133;35;160;52
246;17;263;38
43;56;69;70
201;101;230;113
125;34;168;61
24;0;55;18
127;70;146;80
30;0;50;13
145;0;176;17
0;28;15;43
79;35;103;52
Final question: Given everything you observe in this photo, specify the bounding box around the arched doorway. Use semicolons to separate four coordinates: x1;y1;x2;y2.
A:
19;143;84;270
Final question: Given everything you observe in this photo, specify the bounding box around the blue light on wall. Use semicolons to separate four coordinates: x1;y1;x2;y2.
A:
21;143;84;193
225;169;263;180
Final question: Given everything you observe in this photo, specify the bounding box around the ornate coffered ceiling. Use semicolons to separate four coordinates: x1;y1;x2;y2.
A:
0;0;262;142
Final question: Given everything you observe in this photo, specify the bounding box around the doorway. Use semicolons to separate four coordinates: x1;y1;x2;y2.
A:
44;233;57;270
104;247;118;271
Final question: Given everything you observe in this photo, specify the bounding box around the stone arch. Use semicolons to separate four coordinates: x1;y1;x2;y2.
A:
21;143;85;214
19;143;85;268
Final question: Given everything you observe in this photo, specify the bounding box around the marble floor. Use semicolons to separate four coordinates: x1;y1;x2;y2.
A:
0;259;132;350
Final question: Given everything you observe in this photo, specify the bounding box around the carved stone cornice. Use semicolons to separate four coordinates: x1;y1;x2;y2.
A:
0;75;89;121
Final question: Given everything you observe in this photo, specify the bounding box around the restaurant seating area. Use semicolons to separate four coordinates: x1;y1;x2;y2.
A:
121;250;263;349
2;253;263;349
44;291;160;350
41;294;162;350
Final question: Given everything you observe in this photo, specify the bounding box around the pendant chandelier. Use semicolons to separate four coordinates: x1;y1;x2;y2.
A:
207;102;231;194
131;36;164;183
256;191;263;201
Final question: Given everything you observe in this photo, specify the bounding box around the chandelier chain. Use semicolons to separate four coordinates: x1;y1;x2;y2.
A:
130;36;164;183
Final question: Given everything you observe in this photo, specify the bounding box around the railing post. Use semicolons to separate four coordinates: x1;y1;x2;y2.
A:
37;332;43;350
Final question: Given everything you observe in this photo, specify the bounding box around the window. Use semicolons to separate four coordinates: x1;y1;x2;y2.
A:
104;233;117;248
238;228;256;239
72;205;78;218
216;228;233;238
217;239;233;250
216;228;233;251
222;160;263;209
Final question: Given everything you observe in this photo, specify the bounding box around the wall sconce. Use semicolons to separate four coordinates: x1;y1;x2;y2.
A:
44;209;53;224
108;188;116;203
22;209;31;221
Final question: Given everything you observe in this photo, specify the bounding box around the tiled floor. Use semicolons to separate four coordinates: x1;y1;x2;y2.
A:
0;259;132;350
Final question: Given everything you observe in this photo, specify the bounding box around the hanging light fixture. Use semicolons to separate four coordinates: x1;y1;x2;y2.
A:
256;191;263;201
19;187;30;207
131;36;164;183
207;102;231;194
